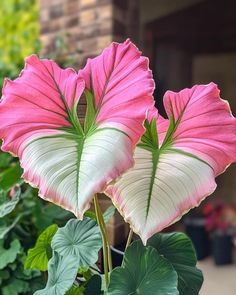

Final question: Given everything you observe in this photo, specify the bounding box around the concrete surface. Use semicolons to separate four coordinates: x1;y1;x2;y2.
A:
198;257;236;295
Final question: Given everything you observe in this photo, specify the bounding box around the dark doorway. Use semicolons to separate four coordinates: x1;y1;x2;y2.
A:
145;0;236;116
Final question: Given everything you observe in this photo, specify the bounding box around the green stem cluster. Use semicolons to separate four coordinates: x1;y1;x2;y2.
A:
94;194;112;289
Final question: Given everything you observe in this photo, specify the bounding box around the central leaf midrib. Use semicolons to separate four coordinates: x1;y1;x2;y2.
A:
76;136;85;212
146;149;159;220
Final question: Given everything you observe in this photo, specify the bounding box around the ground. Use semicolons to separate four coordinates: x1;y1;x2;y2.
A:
198;257;236;295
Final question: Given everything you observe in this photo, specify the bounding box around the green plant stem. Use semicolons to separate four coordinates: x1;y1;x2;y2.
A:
95;197;113;272
125;229;133;251
94;195;112;288
122;228;133;267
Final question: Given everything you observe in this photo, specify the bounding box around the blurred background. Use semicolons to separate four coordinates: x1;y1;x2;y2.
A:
0;0;236;294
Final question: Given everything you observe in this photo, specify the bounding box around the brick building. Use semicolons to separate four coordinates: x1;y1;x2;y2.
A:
38;0;236;245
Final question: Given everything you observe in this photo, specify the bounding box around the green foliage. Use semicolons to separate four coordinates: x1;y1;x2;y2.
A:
35;252;79;295
103;205;116;224
0;188;20;218
35;218;103;294
84;205;116;224
24;224;58;271
0;239;21;269
84;275;102;295
107;240;178;295
2;278;30;295
0;163;23;191
0;0;40;87
0;153;72;292
148;232;203;295
51;218;102;268
66;286;85;295
0;153;12;169
84;90;96;134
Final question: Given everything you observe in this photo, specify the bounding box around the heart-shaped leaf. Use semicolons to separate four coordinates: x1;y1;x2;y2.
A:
51;218;102;268
107;240;178;295
25;224;58;271
34;252;78;295
0;40;154;218
148;232;203;295
106;83;236;243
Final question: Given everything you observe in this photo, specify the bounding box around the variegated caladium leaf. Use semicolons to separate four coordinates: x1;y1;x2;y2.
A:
106;83;236;244
0;40;154;218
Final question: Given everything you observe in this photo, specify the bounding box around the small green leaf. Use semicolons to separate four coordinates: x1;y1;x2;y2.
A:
25;224;58;271
0;269;10;284
84;90;96;134
2;278;29;295
107;240;178;295
52;218;102;268
34;252;79;295
0;162;23;191
103;205;116;224
0;239;21;270
66;286;85;295
140;118;159;150
0;153;12;169
148;232;203;295
84;210;96;221
0;187;20;217
0;214;22;239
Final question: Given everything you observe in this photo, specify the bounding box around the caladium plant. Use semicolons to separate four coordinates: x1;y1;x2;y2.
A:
106;83;236;244
0;39;236;294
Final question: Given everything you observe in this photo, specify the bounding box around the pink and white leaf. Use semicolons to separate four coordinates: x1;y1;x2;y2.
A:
79;39;154;145
0;41;154;218
106;84;236;244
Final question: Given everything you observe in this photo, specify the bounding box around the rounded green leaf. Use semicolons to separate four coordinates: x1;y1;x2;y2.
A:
147;232;203;295
0;187;20;218
107;240;178;295
51;218;102;268
25;224;58;271
0;239;21;270
34;252;78;295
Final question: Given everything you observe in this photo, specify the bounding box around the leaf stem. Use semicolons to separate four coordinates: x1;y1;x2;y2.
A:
122;228;133;267
94;195;112;289
125;228;133;251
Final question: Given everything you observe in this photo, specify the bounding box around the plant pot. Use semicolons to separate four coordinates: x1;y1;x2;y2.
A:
212;234;233;265
184;217;210;260
110;244;125;267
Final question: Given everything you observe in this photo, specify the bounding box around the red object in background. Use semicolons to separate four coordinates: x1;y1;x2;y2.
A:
202;200;236;234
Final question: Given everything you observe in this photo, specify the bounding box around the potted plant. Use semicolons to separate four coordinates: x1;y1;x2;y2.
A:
204;201;236;265
0;39;236;294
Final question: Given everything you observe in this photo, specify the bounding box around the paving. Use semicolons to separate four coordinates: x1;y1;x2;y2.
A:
198;257;236;295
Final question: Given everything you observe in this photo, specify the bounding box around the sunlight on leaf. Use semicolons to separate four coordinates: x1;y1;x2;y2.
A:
25;224;58;271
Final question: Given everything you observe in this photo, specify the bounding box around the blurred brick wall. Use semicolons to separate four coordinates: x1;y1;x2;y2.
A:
38;0;139;245
39;0;139;68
